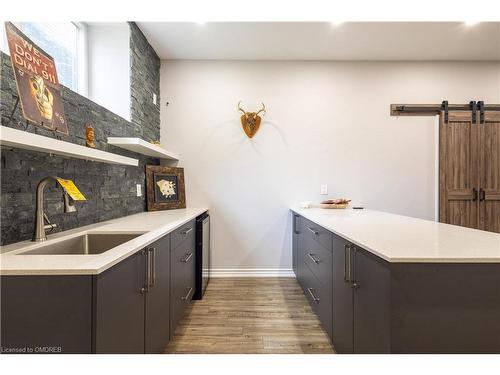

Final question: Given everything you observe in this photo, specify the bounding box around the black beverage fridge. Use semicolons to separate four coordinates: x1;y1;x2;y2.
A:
193;212;210;299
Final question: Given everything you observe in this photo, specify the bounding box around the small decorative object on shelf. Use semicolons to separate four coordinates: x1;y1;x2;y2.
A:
5;22;68;135
238;101;266;138
85;123;96;148
146;166;186;211
320;199;352;209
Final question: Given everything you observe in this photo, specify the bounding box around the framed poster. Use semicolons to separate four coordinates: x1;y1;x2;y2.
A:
4;22;68;134
146;166;186;211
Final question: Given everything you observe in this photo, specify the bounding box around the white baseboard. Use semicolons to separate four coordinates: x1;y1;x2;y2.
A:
210;269;296;278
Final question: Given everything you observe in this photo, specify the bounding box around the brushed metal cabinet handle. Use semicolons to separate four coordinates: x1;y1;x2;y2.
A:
344;244;350;283
143;248;150;293
307;227;319;236
149;247;156;287
181;252;193;263
308;253;320;264
307;288;320;303
182;227;193;235
293;215;300;234
351;247;358;289
181;287;193;301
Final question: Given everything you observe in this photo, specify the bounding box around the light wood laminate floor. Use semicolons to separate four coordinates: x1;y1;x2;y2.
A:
165;278;334;354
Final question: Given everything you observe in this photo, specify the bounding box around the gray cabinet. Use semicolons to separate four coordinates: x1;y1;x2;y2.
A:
145;235;171;353
0;224;201;354
292;213;300;276
295;213;391;354
95;234;173;354
297;216;333;338
332;233;354;353
170;220;196;339
94;250;147;353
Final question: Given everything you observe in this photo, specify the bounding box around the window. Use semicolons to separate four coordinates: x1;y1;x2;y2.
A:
2;22;87;94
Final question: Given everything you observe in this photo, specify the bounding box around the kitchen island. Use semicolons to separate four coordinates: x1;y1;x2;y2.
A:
291;207;500;353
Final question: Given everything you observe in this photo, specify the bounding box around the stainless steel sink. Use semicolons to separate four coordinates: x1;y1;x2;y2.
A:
19;233;143;255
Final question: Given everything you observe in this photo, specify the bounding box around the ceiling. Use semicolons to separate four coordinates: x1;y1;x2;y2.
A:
137;22;500;61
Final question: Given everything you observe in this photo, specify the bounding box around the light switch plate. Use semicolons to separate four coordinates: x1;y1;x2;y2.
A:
320;184;328;195
136;184;142;197
152;93;157;105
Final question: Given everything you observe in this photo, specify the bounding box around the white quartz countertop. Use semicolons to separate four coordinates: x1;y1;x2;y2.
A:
0;208;208;275
291;207;500;263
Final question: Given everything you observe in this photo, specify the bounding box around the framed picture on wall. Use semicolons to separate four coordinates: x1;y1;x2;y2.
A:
146;165;186;211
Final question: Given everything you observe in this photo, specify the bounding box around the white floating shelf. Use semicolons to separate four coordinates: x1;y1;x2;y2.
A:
0;126;138;166
107;137;179;160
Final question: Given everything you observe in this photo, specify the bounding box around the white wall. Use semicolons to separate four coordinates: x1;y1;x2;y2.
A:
160;60;500;273
87;23;131;120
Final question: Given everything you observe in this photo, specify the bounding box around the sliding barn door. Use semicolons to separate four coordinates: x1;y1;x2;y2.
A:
478;111;500;233
439;111;479;229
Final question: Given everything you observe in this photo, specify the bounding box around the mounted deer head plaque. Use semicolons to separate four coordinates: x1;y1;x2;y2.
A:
238;101;266;138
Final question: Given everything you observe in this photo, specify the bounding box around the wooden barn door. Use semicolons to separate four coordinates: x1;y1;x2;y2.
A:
439;111;480;229
478;110;500;233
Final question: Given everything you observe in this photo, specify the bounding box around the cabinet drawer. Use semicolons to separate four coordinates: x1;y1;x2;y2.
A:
171;220;195;250
301;217;333;251
170;244;195;338
300;261;333;339
302;234;332;287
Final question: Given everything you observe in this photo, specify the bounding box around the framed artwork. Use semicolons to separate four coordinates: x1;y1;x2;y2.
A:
146;166;186;211
4;22;68;134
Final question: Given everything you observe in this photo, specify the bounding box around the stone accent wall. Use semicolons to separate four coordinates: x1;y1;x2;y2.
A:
0;24;161;245
129;22;161;143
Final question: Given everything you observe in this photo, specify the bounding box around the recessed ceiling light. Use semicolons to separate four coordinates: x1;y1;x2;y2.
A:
330;21;344;27
464;21;480;26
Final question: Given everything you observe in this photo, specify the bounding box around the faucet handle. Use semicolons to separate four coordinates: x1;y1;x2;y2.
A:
63;192;77;213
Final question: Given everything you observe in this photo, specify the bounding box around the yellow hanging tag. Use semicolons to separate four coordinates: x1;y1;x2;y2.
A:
56;178;86;201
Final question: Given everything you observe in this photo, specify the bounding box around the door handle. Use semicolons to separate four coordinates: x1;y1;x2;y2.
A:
479;188;486;201
308;253;320;264
307;227;319;235
181;287;193;301
472;188;478;201
181;252;193;263
307;288;320;303
148;247;156;287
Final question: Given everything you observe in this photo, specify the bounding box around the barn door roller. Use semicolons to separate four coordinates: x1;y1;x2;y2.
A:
441;100;449;123
470;101;477;123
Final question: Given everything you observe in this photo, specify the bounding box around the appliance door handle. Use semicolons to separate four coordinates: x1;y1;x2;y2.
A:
308;253;320;264
181;287;193;301
181;252;193;263
182;227;193;235
148;247;156;287
307;227;319;236
307;288;320;303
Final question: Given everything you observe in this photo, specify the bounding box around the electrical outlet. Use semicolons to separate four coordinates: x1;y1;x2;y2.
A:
320;184;328;195
152;93;157;105
136;184;142;197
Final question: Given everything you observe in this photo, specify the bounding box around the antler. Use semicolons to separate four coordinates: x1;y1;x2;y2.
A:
237;101;246;114
256;102;266;116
